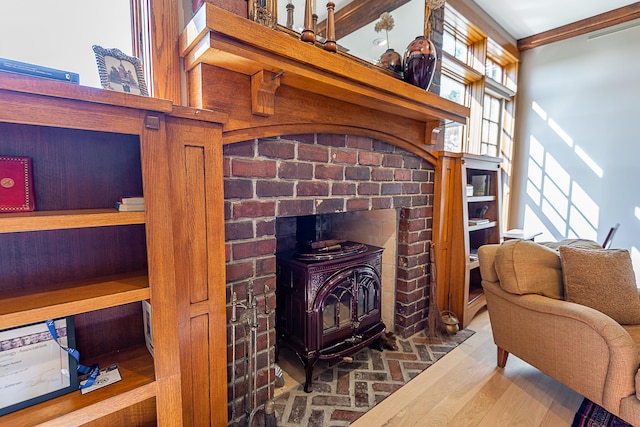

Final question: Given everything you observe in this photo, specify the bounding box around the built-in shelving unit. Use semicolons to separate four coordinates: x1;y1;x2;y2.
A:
435;153;502;328
0;73;181;426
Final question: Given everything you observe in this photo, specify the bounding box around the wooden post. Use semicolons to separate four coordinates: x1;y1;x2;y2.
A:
324;2;337;52
286;1;295;29
301;0;316;42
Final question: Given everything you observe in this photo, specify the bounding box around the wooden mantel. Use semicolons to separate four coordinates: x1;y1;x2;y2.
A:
179;3;469;163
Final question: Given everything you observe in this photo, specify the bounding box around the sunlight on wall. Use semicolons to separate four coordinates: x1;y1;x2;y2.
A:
545;155;571;194
548;118;574;148
543;174;568;220
526;158;543;204
571;182;599;228
523;101;604;241
524;205;554;242
568;205;597;241
532;101;547;121
575;145;604;178
542;198;567;236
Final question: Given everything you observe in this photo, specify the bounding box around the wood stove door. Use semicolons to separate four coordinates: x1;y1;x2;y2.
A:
314;265;381;351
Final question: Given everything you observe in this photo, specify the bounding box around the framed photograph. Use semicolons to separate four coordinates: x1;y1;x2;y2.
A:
0;317;79;415
92;45;149;96
471;174;489;196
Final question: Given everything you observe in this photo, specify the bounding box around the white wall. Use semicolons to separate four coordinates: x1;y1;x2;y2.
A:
511;20;640;274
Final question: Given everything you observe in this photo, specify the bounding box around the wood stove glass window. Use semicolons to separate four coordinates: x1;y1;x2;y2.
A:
323;285;353;331
357;273;378;319
322;267;380;332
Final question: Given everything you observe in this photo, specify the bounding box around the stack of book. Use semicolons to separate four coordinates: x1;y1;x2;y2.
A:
468;218;490;226
0;57;80;84
116;196;144;212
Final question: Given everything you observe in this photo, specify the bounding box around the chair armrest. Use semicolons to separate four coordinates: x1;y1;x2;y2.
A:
483;280;639;414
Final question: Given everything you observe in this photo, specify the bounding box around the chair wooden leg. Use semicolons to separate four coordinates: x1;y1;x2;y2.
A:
497;346;509;368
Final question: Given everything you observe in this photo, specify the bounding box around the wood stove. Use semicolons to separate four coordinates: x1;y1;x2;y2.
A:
275;241;385;392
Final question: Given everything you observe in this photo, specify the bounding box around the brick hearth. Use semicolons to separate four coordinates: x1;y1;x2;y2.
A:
224;133;436;422
273;328;475;426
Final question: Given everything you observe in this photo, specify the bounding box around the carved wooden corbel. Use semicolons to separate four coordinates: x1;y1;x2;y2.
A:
251;69;282;117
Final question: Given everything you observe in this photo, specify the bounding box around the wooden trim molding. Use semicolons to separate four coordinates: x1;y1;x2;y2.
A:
143;0;182;103
518;2;640;51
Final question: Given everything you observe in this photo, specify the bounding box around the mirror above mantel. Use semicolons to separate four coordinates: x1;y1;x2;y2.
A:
277;0;426;67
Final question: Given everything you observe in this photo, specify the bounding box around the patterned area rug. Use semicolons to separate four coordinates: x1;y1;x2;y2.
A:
572;398;633;427
273;328;475;427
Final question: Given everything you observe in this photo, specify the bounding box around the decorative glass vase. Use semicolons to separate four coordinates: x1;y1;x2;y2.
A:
403;36;437;90
378;48;403;77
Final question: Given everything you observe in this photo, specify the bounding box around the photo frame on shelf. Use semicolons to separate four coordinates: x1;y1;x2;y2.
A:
92;45;149;96
471;174;489;196
0;317;79;415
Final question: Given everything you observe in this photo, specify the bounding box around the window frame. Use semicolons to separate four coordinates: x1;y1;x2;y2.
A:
441;4;518;156
131;0;181;103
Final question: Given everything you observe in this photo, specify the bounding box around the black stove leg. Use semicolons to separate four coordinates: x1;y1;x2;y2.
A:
303;356;318;393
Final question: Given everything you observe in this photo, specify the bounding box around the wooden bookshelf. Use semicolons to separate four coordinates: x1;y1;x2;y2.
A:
0;74;181;425
435;153;502;328
0;272;149;329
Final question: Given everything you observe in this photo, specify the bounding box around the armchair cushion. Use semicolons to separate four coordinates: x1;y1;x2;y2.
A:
560;246;640;325
494;239;565;299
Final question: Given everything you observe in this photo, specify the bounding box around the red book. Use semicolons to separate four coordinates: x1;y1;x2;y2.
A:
0;156;35;212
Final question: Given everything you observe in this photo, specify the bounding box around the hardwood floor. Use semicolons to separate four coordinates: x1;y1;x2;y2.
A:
351;308;584;426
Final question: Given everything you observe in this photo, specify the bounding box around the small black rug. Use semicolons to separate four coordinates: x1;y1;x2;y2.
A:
572;398;633;427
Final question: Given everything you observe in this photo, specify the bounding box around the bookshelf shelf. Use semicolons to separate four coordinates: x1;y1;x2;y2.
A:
0;345;155;426
0;272;150;329
468;221;497;232
0;209;145;233
467;195;496;203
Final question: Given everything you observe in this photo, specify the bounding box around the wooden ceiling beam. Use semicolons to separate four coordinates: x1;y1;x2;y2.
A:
317;0;411;40
518;2;640;51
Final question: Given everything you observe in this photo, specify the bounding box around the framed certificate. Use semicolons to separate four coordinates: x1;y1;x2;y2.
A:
0;317;78;415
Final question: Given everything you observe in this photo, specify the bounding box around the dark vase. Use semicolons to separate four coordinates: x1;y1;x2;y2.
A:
378;48;403;77
403;36;437;90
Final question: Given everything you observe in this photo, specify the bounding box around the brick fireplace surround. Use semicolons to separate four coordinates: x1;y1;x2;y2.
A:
224;132;436;418
177;3;466;424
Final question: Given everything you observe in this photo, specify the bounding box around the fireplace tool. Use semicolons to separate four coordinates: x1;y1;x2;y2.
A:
230;288;257;426
230;291;240;426
232;284;278;427
248;285;277;427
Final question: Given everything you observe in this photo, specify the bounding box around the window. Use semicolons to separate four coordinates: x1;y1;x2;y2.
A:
481;94;501;156
440;74;468;152
486;58;503;83
440;74;467;105
0;1;132;89
441;5;518;157
443;26;469;63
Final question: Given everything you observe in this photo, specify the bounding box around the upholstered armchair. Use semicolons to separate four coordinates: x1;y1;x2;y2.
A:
478;239;640;425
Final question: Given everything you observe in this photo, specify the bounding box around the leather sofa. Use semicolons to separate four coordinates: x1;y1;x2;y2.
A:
478;239;640;425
